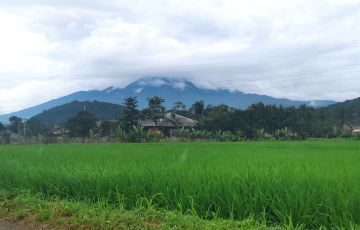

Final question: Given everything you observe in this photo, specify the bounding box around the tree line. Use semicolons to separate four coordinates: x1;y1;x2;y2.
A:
0;96;357;143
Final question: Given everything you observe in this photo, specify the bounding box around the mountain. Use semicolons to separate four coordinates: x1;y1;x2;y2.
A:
323;97;360;125
0;77;335;122
32;101;125;124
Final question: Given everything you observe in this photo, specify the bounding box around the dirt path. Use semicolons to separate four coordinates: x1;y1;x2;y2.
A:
0;220;38;230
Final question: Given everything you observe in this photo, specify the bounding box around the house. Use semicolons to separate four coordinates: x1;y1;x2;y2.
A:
139;113;197;136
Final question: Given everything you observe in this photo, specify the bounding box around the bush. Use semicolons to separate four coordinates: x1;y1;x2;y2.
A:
274;127;299;140
352;131;360;140
127;126;150;143
149;129;163;142
255;129;273;140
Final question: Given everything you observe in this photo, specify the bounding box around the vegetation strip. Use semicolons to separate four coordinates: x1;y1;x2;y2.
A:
2;96;360;145
0;190;276;230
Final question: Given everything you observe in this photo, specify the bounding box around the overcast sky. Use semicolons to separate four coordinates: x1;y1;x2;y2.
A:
0;0;360;114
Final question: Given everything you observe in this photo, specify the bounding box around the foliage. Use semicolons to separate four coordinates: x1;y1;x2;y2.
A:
143;96;166;125
197;103;334;140
173;128;244;142
148;129;163;142
0;129;11;144
0;190;275;230
274;127;298;140
353;131;360;140
324;97;360;125
122;96;140;132
172;101;186;113
66;111;97;137
32;100;125;125
9;116;22;134
25;117;51;137
98;120;117;136
0;141;359;229
127;126;150;143
14;97;360;140
114;126;127;141
255;129;273;140
0;122;5;132
191;100;205;116
115;126;153;143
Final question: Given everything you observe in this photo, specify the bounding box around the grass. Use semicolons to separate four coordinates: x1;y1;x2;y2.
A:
0;141;359;229
0;190;276;230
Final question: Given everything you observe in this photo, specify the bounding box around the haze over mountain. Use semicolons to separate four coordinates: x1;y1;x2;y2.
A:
0;78;336;122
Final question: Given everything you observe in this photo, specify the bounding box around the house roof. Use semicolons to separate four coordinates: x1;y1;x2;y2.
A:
343;124;360;131
139;113;197;128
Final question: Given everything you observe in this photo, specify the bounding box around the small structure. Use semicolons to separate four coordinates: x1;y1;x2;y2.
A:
353;129;360;136
343;123;360;136
139;113;197;136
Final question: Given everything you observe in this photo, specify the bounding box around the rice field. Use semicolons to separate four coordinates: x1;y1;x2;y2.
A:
0;141;359;229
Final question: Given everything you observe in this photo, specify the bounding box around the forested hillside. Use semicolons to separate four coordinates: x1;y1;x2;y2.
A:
1;96;359;140
323;97;360;125
32;101;125;124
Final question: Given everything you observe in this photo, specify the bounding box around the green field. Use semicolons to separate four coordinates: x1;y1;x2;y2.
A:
0;141;359;229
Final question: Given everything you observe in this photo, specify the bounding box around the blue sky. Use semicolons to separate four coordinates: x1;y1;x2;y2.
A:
0;0;360;114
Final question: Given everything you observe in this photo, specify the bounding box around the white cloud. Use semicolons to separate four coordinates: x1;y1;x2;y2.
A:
0;10;64;76
0;0;360;114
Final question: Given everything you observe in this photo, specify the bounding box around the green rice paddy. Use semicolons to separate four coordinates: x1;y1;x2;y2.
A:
0;141;359;229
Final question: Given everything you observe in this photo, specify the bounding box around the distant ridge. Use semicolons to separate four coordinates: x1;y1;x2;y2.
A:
323;97;360;125
0;77;335;122
32;101;125;124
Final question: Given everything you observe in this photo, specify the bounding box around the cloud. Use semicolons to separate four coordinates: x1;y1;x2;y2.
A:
0;0;360;114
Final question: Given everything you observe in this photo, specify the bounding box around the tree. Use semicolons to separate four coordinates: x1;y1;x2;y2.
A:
172;101;192;117
0;129;11;144
335;108;345;127
191;100;204;116
0;122;5;133
25;118;50;137
172;101;188;116
122;96;140;131
66;111;97;137
9;116;22;134
173;101;186;112
198;104;233;131
145;96;165;125
99;120;117;136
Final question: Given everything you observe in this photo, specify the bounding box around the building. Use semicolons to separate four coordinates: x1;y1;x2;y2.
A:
139;113;197;136
353;129;360;136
